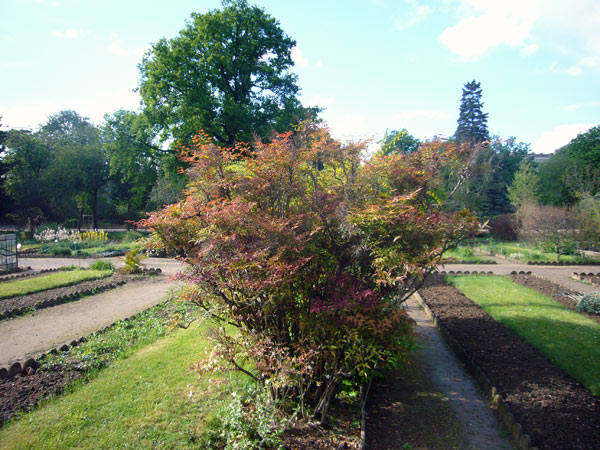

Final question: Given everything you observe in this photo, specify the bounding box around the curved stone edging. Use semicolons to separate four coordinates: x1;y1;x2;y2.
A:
0;267;67;283
412;291;536;450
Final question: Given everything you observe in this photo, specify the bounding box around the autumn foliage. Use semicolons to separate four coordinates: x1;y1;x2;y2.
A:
142;122;478;423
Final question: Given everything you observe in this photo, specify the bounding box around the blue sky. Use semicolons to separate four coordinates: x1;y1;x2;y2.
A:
1;0;599;153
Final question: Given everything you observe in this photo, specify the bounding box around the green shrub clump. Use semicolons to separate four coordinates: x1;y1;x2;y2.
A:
50;246;72;256
577;292;600;315
90;260;115;271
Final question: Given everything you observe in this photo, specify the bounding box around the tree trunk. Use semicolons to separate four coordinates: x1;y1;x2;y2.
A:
92;190;98;229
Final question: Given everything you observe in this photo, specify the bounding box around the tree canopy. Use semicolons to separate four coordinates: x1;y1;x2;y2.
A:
138;0;309;148
455;80;489;145
379;128;420;155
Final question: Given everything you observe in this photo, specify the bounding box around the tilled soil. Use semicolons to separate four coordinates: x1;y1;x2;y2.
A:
419;275;600;450
0;274;137;317
0;369;83;423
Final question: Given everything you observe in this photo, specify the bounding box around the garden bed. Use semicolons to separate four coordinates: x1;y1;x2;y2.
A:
419;275;600;450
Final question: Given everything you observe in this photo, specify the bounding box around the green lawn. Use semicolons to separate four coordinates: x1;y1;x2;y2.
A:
0;321;248;449
0;269;112;299
448;275;600;396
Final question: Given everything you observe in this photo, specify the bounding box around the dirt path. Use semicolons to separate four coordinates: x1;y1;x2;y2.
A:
407;297;512;449
0;274;178;367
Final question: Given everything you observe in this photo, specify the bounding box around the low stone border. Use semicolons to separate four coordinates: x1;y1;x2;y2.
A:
527;261;600;266
573;272;600;287
0;267;64;283
412;292;536;450
443;260;497;265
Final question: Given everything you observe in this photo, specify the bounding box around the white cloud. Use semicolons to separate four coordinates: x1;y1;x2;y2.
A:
440;0;540;61
394;109;450;121
531;123;595;154
520;44;539;58
315;59;324;68
108;41;129;57
561;101;600;112
51;29;88;39
396;1;432;30
291;46;309;66
441;0;600;69
308;95;334;108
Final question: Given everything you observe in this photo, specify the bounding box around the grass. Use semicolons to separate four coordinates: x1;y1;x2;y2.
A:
0;269;112;299
0;320;251;449
447;275;600;396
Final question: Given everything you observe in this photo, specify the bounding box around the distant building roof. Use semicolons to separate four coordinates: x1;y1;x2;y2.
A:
530;153;551;164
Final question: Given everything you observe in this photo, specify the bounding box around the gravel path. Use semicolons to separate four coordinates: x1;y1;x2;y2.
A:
404;297;513;449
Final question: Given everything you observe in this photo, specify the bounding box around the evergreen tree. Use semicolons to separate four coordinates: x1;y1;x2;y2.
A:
455;80;489;144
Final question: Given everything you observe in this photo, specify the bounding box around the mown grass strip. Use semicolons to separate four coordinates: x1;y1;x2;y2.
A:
0;269;112;300
0;321;247;449
447;275;600;396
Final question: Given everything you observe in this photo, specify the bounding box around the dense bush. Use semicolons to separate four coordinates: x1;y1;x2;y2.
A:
143;122;478;424
577;292;600;315
488;214;518;241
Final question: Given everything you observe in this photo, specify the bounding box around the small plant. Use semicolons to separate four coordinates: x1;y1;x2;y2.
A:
58;265;81;271
577;292;600;315
50;246;72;256
458;247;474;257
90;260;114;271
121;249;144;273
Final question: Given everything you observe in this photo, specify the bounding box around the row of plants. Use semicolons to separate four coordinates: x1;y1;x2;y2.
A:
461;237;599;264
142;122;481;430
19;228;145;257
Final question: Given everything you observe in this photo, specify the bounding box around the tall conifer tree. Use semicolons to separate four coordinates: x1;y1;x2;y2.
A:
455;80;489;144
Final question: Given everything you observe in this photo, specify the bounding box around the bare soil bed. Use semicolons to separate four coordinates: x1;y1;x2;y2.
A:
0;368;83;423
419;275;600;450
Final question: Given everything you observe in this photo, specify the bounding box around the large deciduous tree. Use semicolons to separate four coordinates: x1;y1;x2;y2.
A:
3;129;55;222
43;111;108;228
138;0;308;148
455;80;489;145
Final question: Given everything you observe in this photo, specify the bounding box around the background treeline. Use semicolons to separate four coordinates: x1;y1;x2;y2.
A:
0;0;598;246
